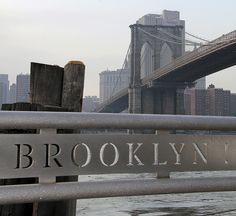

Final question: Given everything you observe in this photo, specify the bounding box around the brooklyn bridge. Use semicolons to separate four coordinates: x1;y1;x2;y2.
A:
96;25;236;114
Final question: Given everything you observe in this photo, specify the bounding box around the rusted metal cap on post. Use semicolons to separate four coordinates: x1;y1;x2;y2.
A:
65;60;85;66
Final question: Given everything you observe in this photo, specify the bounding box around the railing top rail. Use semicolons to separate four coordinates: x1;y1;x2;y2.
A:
0;111;236;130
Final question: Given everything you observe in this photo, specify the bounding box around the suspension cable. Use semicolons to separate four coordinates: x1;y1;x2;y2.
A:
109;43;131;99
159;28;203;45
186;32;210;43
159;28;210;44
158;28;183;41
138;27;199;46
158;27;210;44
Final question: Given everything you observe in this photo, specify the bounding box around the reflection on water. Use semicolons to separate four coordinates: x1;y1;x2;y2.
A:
126;207;199;215
77;172;236;216
126;207;236;216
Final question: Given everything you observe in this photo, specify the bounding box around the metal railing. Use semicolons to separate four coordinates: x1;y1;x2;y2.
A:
0;111;236;130
1;111;236;204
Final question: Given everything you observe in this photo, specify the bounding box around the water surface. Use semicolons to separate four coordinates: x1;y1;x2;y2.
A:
77;171;236;215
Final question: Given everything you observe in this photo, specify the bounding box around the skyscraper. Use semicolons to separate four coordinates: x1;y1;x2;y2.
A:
194;77;206;89
82;96;100;112
0;74;9;107
99;69;129;102
206;84;230;116
185;84;231;116
16;74;30;102
190;88;207;115
9;83;16;103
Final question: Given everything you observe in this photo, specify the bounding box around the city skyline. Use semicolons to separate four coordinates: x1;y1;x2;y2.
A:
0;73;30;109
1;0;236;96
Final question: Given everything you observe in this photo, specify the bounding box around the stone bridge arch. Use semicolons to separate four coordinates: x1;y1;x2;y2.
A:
160;42;173;67
140;41;154;79
129;24;184;114
129;24;184;88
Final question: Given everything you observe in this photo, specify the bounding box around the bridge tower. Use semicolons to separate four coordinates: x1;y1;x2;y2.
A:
128;22;186;114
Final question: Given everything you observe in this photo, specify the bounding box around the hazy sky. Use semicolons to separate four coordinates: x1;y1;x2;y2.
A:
1;0;236;96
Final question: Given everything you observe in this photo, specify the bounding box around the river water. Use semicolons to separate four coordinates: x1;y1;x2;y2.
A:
76;171;236;215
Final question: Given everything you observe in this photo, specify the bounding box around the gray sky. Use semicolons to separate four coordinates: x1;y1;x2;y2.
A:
1;0;236;96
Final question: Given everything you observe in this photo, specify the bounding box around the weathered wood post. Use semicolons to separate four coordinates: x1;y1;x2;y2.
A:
0;61;85;216
62;61;85;112
30;62;64;106
30;61;85;216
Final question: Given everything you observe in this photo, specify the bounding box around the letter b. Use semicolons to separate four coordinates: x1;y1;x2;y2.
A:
15;144;34;169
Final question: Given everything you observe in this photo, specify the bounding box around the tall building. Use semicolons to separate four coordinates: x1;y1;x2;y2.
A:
137;10;185;78
184;88;192;115
185;84;231;116
99;69;129;102
230;93;236;116
0;74;9;107
82;96;100;112
206;84;230;116
189;88;207;115
9;83;16;103
16;74;30;102
194;77;206;89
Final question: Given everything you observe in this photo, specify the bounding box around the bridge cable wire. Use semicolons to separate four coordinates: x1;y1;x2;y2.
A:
139;27;184;45
109;43;131;101
138;27;201;46
141;26;231;46
185;31;210;43
138;26;224;47
158;28;183;41
158;28;210;44
158;28;204;46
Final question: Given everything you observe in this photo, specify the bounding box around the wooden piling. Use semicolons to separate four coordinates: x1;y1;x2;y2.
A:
30;62;64;106
62;61;85;112
0;60;85;216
